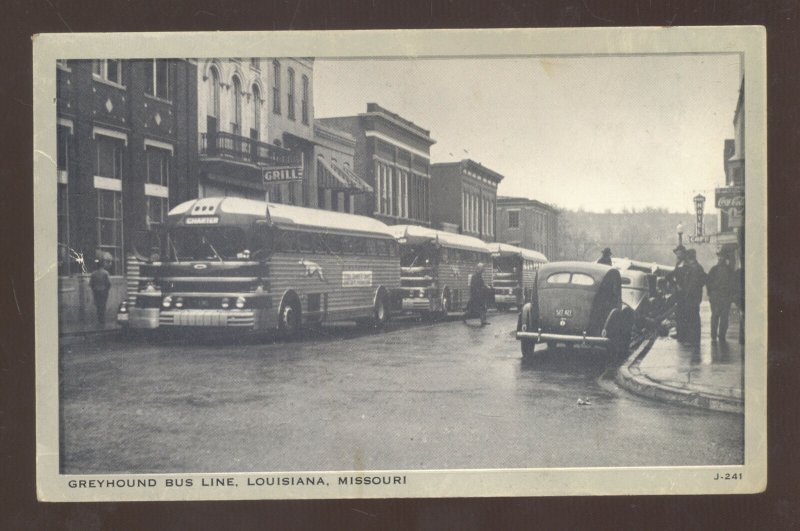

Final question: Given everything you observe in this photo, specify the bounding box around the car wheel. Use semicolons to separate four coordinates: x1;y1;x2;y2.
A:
279;299;301;339
520;338;536;358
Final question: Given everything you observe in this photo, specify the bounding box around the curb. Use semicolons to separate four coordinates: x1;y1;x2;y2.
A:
59;327;122;341
615;340;744;415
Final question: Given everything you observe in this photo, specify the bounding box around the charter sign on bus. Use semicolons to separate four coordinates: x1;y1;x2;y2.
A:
264;166;304;184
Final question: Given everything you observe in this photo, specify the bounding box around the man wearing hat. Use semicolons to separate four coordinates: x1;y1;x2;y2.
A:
706;250;736;342
89;258;111;325
666;245;689;341
596;247;613;266
684;249;707;345
463;262;490;326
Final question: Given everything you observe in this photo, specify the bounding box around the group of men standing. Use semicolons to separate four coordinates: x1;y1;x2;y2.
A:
667;245;740;345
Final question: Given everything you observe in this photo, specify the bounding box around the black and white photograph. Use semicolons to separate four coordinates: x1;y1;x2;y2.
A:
33;28;767;501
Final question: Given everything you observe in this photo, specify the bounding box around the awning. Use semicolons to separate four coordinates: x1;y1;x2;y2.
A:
317;157;373;194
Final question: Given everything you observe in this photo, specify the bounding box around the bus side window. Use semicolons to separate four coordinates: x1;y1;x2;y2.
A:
388;241;397;257
251;223;273;259
365;239;377;256
351;237;367;255
325;234;342;254
297;232;314;253
375;240;388;256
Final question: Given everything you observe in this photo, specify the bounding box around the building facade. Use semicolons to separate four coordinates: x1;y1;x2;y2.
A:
430;160;503;242
495;196;559;259
313;123;373;215
717;76;745;266
56;58;198;326
317;103;435;227
196;58;314;205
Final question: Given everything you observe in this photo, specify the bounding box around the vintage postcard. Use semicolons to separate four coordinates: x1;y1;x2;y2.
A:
33;27;766;501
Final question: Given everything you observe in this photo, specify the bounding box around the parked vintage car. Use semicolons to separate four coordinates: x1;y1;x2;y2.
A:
516;261;634;359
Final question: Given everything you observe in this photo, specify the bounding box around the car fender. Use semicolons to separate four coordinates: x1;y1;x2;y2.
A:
519;302;535;332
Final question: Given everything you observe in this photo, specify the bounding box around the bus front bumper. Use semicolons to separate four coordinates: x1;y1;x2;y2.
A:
494;294;518;304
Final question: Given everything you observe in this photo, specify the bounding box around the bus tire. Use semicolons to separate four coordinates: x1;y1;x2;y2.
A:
439;288;450;319
373;292;389;328
278;298;301;339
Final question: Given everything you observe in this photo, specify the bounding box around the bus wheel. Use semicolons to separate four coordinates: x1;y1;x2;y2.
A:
279;300;301;339
439;289;450;319
373;293;389;327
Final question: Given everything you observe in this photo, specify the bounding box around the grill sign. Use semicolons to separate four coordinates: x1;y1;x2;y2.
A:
264;166;304;183
342;271;373;288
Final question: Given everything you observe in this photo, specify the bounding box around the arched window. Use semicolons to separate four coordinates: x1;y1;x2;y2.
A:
272;60;281;114
207;66;220;119
301;75;310;125
251;84;261;137
231;75;242;135
287;68;296;120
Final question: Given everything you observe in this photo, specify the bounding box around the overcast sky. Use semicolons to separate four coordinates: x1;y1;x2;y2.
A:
314;54;742;213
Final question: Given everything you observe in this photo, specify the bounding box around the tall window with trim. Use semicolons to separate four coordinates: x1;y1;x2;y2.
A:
92;60;123;85
145;59;170;100
272;60;281;114
287;68;296;120
251;84;261;137
145;146;170;229
95;135;125;274
508;210;520;229
301;75;309;125
57;125;71;275
231;75;242;136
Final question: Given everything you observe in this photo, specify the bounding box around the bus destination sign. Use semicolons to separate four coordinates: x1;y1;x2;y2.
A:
263;166;304;184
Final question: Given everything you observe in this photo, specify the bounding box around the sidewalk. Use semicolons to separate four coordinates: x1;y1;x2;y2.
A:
59;318;121;338
616;301;744;414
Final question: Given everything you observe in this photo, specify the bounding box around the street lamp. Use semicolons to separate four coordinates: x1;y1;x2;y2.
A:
676;223;684;246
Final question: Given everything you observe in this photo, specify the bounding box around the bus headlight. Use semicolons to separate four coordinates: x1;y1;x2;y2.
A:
235;296;246;309
221;297;230;309
162;296;173;308
175;296;184;309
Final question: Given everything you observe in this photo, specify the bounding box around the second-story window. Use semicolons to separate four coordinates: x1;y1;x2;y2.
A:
272;60;281;114
301;75;309;125
508;210;520;229
231;75;242;135
92;60;123;85
145;59;170;100
287;68;296;120
207;66;220;119
252;84;261;137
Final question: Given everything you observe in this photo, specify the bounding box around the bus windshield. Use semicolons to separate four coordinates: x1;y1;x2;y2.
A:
401;244;435;268
168;227;248;261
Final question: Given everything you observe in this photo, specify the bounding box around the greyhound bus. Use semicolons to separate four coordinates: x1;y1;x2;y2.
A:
487;243;548;311
388;225;493;318
122;197;400;336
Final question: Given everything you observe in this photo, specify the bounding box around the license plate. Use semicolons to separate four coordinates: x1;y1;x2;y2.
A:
555;309;573;318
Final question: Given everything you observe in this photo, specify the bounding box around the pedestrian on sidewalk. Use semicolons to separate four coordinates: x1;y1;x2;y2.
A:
463;262;490;326
706;251;736;342
684;249;707;346
89;259;111;325
666;245;688;341
596;247;613;266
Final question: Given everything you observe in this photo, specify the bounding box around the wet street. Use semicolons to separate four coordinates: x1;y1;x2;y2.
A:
60;311;743;474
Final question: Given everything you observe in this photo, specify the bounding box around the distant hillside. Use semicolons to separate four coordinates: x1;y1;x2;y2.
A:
558;208;719;268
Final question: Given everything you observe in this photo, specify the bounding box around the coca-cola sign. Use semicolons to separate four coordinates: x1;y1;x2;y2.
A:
715;187;745;209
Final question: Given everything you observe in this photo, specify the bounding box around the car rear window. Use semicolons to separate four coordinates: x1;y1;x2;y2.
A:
546;272;595;286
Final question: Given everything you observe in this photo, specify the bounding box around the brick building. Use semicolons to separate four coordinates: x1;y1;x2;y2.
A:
495;196;559;259
429;160;503;242
56;58;197;327
317;103;435;226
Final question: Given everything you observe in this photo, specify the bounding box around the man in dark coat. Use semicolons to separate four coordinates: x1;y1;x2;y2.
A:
89;259;111;325
463;262;490;326
666;245;688;341
706;251;736;342
596;247;613;266
684;249;706;345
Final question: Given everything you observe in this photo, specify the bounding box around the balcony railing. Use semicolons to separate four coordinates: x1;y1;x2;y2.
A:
200;132;297;167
